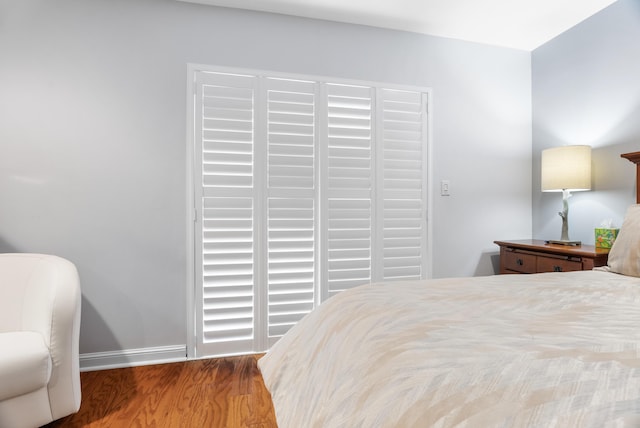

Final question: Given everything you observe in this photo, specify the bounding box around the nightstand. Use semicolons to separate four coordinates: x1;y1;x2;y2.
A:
494;239;609;274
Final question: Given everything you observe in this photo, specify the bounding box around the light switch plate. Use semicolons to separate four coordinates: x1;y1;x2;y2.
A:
441;180;450;196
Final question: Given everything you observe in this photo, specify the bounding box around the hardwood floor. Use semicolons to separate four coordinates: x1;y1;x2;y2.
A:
44;354;277;428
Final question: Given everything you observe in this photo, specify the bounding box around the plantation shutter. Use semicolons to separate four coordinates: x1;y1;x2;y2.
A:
192;67;429;358
265;78;317;345
194;71;258;356
323;84;374;298
379;89;428;280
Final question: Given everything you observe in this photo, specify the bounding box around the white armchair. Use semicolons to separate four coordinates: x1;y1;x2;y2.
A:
0;253;81;428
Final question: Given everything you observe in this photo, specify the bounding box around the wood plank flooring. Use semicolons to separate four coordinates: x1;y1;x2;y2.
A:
44;354;277;428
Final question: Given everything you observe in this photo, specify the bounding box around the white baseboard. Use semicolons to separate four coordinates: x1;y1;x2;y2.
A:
80;345;187;372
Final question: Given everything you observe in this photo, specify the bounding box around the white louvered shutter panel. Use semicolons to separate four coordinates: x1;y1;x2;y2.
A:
195;71;257;356
324;84;373;297
265;78;317;344
192;66;430;358
379;89;428;280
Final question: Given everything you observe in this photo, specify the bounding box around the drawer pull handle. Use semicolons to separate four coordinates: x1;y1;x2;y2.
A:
516;258;524;266
553;266;563;272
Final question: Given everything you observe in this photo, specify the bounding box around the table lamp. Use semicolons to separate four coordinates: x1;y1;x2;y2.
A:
541;145;591;246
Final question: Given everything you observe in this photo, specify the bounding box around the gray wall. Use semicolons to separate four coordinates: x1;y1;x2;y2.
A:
0;0;532;357
532;0;640;243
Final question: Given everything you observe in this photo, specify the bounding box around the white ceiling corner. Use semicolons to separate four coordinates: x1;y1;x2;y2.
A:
177;0;618;50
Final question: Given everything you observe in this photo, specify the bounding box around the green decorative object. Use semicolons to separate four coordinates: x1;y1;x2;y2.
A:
595;228;619;249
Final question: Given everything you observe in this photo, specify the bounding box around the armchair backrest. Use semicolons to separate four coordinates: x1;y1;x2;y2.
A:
0;254;44;332
0;254;80;343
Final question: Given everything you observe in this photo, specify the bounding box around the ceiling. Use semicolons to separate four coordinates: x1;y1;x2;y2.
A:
178;0;617;50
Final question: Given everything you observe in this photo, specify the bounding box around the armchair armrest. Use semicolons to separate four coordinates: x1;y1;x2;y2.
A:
2;254;82;420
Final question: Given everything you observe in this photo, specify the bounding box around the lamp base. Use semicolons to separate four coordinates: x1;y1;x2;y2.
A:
545;239;582;246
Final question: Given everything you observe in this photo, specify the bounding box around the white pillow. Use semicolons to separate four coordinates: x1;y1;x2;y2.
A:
606;204;640;277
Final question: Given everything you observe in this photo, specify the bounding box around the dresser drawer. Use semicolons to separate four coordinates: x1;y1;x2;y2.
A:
503;251;537;273
495;240;609;275
536;256;582;273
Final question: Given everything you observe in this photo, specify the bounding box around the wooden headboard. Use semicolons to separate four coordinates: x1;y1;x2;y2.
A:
621;151;640;203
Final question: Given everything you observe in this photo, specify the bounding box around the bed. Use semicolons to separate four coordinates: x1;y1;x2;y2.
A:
258;152;640;427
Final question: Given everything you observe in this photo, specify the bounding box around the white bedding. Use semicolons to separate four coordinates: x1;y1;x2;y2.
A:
258;271;640;427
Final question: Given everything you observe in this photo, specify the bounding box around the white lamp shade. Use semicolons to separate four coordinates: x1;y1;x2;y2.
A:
541;145;591;192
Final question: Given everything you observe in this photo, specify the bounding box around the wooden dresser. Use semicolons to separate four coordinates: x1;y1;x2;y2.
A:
494;239;609;274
